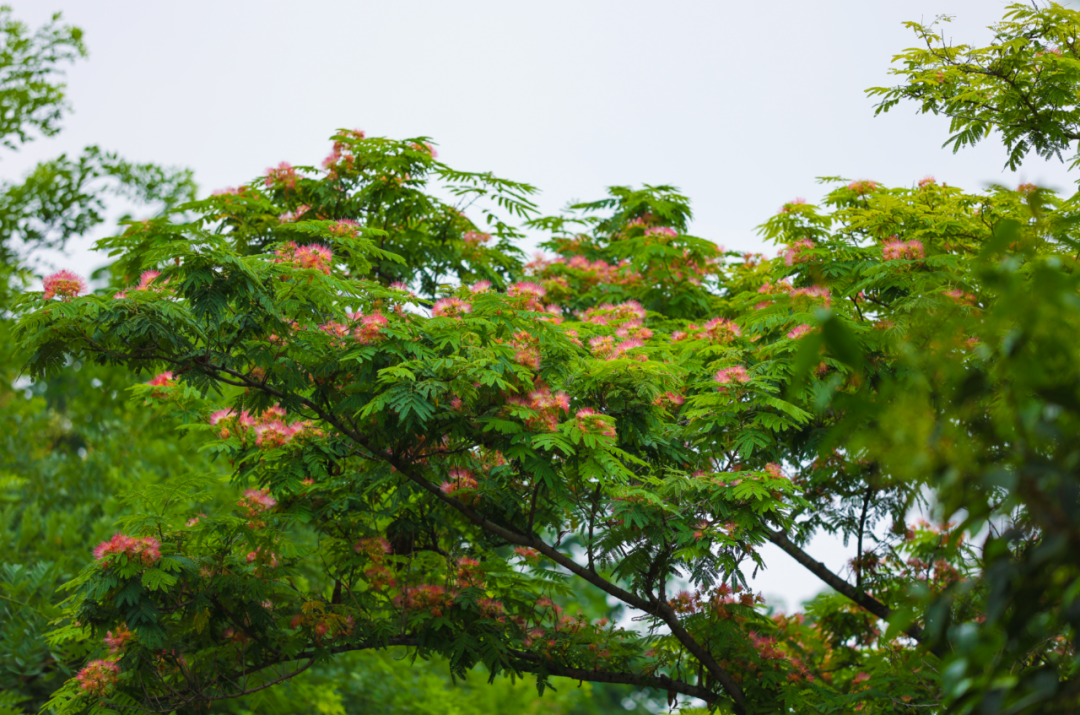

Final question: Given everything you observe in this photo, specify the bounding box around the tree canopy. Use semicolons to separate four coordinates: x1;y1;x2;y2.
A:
13;3;1080;714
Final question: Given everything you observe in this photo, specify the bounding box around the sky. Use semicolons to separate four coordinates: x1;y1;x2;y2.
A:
10;0;1078;609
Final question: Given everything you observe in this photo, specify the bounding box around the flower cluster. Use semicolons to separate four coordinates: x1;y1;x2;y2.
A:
782;239;816;267
42;270;87;300
210;405;320;447
273;241;334;275
93;534;162;566
432;297;472;318
397;584;455;618
440;468;480;504
238;488;278;518
715;365;751;388
574;408;617;439
265;161;298;190
104;624;134;653
349;311;390;344
506;385;570;432
882;237;924;260
847;179;879;195
507;281;547;310
462;231;491;245
76;660;121;697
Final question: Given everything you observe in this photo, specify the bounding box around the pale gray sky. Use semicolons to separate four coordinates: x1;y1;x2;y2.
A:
11;0;1076;608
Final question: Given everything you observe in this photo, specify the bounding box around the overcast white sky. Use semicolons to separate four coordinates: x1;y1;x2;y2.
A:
10;0;1078;609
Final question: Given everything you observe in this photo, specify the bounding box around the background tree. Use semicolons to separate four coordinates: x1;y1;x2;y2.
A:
0;8;641;715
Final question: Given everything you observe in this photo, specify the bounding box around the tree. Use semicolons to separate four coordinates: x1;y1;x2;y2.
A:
16;2;1080;714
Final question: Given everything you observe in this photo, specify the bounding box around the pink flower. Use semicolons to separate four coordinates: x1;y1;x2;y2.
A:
93;534;161;566
791;285;831;306
469;280;492;293
787;324;814;340
882;237;924;261
42;270;87;300
918;176;936;188
714;366;750;386
104;624;134;653
255;420;293;448
612;337;645;359
238;488;277;516
432;297;472;318
575;408;617;439
645;226;678;238
76;660;121;696
147;372;175;387
701;317;741;344
508;282;546;302
265;161;298;189
353;311;389;344
462;231;491;245
212;186;241;196
295;244;334;274
514;547;540;562
847;179;879;195
441;469;480;503
136;270;161;290
765;463;785;479
653;392;685;409
329;219;360;237
782;239;815;267
779;198;807;214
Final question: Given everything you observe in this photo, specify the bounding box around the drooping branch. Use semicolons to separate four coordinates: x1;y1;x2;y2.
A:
768;529;925;642
190;357;749;712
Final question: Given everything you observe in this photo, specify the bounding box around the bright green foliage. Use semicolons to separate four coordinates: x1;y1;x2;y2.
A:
0;6;83;150
870;3;1080;170
16;3;1080;715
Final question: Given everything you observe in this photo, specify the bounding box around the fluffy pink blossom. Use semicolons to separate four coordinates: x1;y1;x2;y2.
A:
469;280;492;293
847;179;879;195
779;198;807;214
787;324;814;340
882;237;924;261
42;270;87;300
612;337;646;359
440;469;480;503
246;548;279;568
238;488;277;516
93;534;162;566
265;161;298;189
918;176;937;188
714;366;751;387
104;624;134;653
329;219;360;237
514;547;540;562
136;270;162;290
432;297;472;318
255;420;293;448
645;226;678;238
147;372;175;387
76;660;121;697
508;282;546;303
352;311;389;344
791;285;831;306
575;408;617;438
782;239;815;267
765;463;786;479
701;317;741;344
462;231;491;245
653;392;685;409
296;244;334;274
